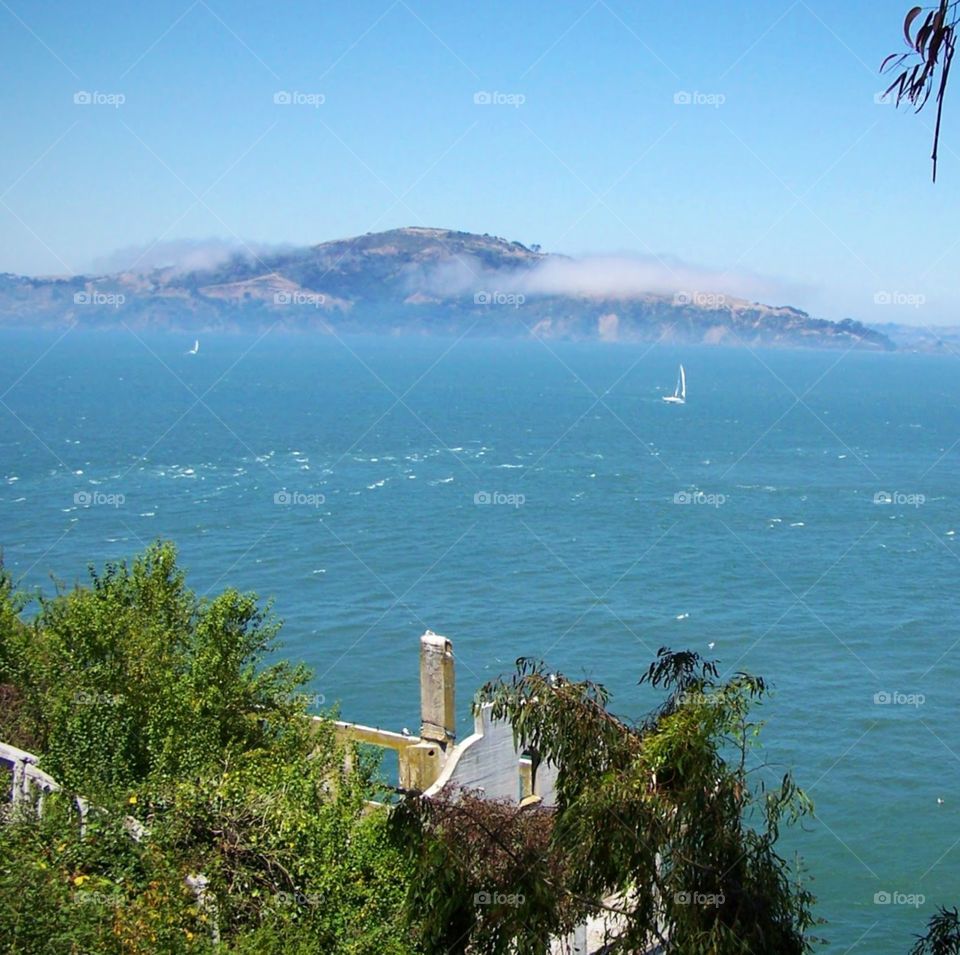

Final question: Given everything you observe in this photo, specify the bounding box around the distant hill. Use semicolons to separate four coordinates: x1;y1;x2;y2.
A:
869;322;960;353
0;227;895;350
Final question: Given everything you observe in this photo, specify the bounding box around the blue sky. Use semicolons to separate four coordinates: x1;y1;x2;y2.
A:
0;0;956;325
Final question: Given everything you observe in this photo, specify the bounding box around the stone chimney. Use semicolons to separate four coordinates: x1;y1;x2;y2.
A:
419;630;455;743
404;631;456;791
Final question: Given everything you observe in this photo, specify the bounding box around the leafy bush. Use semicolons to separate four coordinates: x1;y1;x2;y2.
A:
2;541;310;795
0;542;417;954
393;650;821;954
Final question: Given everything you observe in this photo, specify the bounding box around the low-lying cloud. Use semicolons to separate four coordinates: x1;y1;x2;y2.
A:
420;252;806;307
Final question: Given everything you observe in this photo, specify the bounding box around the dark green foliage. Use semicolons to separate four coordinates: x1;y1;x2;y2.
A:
395;648;820;954
391;790;580;954
883;2;959;180
912;907;960;955
4;541;310;795
0;555;36;748
0;542;417;954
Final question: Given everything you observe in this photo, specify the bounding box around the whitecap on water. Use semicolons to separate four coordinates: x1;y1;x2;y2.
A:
366;479;387;490
140;512;155;517
676;613;689;620
496;464;523;469
312;569;326;575
790;522;805;527
6;476;17;483
947;530;956;537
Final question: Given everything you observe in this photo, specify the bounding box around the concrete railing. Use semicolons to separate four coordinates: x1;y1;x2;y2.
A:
0;742;61;818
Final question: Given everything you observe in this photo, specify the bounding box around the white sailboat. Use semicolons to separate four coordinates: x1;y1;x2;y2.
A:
187;339;200;356
662;363;686;404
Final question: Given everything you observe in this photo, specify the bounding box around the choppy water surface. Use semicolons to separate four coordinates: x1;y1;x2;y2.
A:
2;330;958;952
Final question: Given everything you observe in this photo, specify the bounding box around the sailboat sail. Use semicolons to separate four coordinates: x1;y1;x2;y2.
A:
662;363;686;404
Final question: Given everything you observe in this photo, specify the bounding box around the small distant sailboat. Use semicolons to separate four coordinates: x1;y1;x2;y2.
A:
662;363;686;404
187;339;200;356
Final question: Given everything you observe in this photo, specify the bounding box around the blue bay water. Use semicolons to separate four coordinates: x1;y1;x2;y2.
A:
1;329;958;952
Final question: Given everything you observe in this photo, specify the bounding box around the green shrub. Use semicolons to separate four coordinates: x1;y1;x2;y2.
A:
0;542;417;954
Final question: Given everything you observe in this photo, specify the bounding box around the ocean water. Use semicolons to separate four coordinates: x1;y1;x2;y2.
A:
1;329;958;952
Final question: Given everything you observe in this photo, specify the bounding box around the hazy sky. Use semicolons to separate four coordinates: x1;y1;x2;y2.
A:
1;0;956;325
